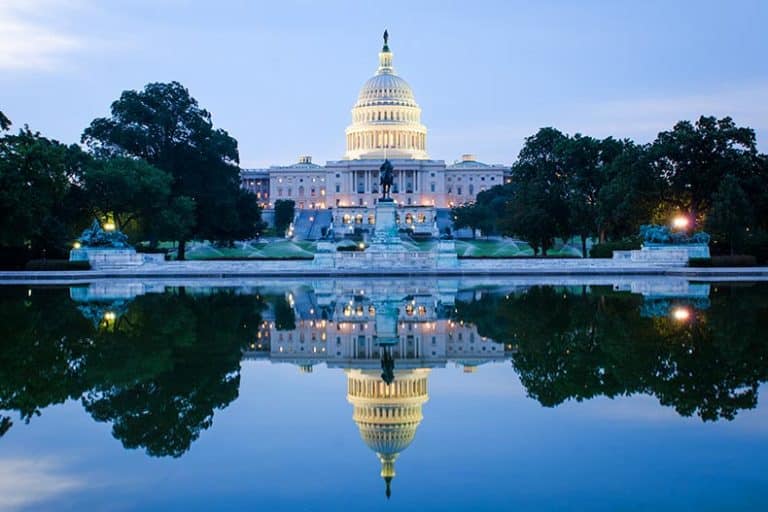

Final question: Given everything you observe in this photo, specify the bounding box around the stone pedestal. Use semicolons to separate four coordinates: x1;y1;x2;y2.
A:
313;241;336;268
435;239;458;268
69;247;164;268
374;300;399;346
641;243;710;259
370;200;400;245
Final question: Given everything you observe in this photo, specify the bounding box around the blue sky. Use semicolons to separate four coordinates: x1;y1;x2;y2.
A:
1;0;766;167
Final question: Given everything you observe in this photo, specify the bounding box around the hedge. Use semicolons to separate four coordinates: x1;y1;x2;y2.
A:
25;259;91;271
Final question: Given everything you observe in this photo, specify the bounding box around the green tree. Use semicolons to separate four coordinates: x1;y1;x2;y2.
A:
0;111;10;131
274;199;295;235
451;203;492;238
0;127;90;256
706;174;753;255
82;82;261;258
83;157;175;237
500;128;570;255
562;134;605;256
597;141;659;240
649;116;759;226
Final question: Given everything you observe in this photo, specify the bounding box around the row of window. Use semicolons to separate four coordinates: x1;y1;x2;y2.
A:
354;109;417;123
347;130;425;151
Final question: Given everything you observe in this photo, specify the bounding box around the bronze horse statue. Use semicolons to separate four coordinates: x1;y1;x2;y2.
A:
379;159;394;201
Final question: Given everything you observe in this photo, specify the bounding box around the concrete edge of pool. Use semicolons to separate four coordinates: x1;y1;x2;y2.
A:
1;263;767;284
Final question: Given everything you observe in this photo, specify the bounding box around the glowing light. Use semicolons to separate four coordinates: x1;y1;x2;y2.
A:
103;222;116;231
103;311;116;321
671;215;690;230
672;307;692;321
73;242;81;249
358;242;365;250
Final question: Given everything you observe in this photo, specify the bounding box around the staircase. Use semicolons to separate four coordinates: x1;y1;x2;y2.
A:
307;210;333;240
292;210;333;240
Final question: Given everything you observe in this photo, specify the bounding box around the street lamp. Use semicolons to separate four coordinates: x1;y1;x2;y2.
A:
672;306;691;322
671;215;690;230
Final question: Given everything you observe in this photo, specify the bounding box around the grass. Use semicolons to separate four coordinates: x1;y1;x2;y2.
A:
164;238;587;260
184;240;316;260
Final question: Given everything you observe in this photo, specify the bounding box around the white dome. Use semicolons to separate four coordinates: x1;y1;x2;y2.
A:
344;32;428;160
355;74;418;109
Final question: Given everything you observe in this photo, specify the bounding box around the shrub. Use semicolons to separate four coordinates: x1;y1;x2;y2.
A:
688;255;757;267
458;255;581;259
742;231;768;264
25;259;91;271
590;239;641;259
187;256;312;261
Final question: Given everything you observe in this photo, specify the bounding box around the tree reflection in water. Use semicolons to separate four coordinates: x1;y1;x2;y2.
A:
1;282;768;459
0;287;264;456
454;285;768;421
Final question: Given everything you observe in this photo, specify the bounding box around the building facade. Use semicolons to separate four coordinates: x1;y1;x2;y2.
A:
240;33;511;236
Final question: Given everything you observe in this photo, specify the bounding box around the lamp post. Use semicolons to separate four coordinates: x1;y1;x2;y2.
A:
671;215;690;231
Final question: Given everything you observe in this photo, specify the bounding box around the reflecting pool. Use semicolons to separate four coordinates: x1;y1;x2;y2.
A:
1;278;767;511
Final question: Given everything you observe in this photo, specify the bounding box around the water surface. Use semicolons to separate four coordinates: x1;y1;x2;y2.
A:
1;278;767;511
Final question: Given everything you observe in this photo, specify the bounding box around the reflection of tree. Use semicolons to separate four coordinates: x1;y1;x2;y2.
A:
455;285;768;421
0;287;93;430
0;288;264;454
82;292;264;457
272;294;296;331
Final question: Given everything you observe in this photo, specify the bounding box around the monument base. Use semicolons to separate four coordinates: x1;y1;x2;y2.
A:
70;248;164;268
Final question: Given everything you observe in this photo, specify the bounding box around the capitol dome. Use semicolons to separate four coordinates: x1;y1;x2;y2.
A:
355;73;418;109
346;368;430;498
344;31;428;160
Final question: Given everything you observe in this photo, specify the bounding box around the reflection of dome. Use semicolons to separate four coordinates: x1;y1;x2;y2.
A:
346;368;430;498
344;32;428;160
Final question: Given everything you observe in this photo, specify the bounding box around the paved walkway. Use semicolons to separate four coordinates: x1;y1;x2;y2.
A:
0;260;766;284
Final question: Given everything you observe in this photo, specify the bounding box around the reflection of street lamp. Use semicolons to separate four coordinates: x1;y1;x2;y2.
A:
672;306;691;322
671;215;690;230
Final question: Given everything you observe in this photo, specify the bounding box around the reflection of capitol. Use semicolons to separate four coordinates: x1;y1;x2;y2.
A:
347;368;429;497
68;277;712;496
243;281;510;497
248;281;510;370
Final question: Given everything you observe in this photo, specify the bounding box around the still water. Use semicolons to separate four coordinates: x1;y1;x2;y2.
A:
1;277;767;511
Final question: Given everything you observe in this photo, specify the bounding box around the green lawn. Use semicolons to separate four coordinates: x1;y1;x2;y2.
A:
165;238;585;259
181;240;317;259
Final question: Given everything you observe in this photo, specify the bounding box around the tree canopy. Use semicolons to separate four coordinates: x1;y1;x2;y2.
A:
82;81;261;257
0;127;90;256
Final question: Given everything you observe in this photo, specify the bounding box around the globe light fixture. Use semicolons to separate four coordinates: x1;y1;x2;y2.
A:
672;306;691;322
671;215;690;230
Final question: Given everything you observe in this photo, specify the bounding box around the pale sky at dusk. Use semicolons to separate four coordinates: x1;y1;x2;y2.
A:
1;0;766;168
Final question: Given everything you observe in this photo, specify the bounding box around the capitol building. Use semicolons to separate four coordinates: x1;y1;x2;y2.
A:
240;32;511;237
